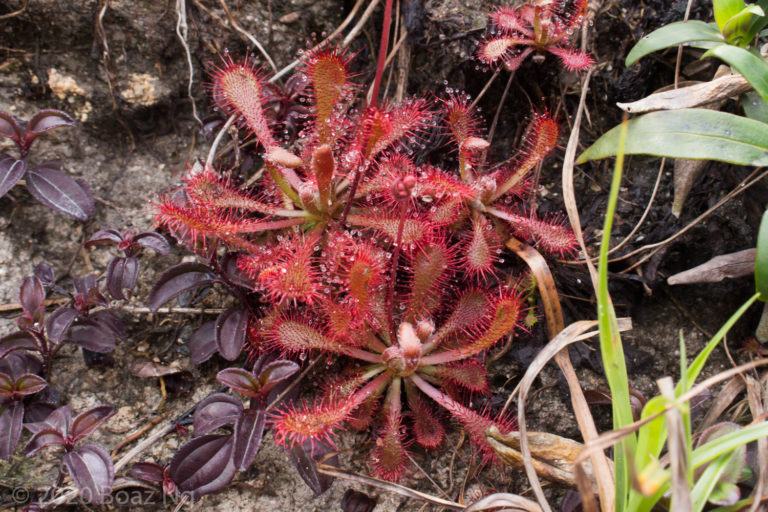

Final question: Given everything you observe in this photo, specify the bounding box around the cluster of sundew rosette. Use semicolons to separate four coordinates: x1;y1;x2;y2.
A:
477;0;593;72
154;10;585;480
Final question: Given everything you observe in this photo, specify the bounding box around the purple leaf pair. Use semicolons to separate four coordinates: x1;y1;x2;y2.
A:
0;110;74;157
0;110;93;220
24;405;115;504
85;229;170;300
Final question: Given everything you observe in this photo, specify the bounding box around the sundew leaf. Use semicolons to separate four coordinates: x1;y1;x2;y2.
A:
626;21;725;66
578;109;768;166
702;44;768;102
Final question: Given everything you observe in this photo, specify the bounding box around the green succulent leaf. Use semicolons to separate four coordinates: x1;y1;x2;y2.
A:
741;91;768;122
626;21;725;66
721;5;766;45
577;109;768;166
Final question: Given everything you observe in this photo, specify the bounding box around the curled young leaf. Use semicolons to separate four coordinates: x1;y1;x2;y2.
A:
33;262;55;287
25;162;94;221
63;443;114;504
19;276;45;320
106;256;140;300
23;428;66;457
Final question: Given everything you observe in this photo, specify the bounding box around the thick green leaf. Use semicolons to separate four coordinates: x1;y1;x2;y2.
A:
714;0;748;31
578;109;768;166
702;44;768;102
722;5;766;45
742;91;768;122
626;21;725;66
756;209;768;300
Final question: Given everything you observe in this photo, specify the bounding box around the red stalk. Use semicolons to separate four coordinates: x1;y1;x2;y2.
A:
369;0;394;107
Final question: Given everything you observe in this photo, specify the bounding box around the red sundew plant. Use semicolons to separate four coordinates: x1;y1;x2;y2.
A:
477;0;594;72
149;43;577;490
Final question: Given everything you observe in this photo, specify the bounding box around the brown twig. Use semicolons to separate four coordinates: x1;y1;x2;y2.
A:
110;411;170;457
0;0;28;20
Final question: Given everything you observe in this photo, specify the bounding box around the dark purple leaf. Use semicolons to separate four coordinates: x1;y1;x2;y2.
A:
129;462;165;483
73;274;98;295
220;252;253;288
24;428;65;456
25;109;74;137
14;374;47;396
216;368;260;398
19;276;45;319
0;402;24;459
25;402;57;424
232;408;265;471
341;489;377;512
0;373;14;395
25;162;94;221
65;322;116;353
33;262;55;286
106;256;139;300
91;310;125;338
72;405;115;443
0;352;42;380
27;404;71;434
133;232;170;255
0;332;38;359
257;360;299;395
215;307;247;361
0;155;26;199
63;443;114;504
84;229;123;248
147;263;214;312
0;112;22;141
286;437;338;495
169;434;236;500
193;392;242;435
45;307;77;344
188;321;217;365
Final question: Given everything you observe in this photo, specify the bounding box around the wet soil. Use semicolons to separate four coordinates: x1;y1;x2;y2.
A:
1;0;766;510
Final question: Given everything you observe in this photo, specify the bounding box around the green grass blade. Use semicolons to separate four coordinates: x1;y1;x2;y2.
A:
577;109;768;166
702;44;768;102
597;119;636;512
691;453;737;512
626;21;725;66
755;209;768;300
692;421;768;468
681;293;760;392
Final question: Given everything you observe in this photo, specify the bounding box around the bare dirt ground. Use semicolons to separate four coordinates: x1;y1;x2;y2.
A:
1;0;765;510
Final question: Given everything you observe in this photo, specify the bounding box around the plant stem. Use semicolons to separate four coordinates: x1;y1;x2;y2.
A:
387;201;408;342
369;0;394;107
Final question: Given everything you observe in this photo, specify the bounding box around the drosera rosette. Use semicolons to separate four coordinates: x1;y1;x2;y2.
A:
267;232;522;481
477;0;594;72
